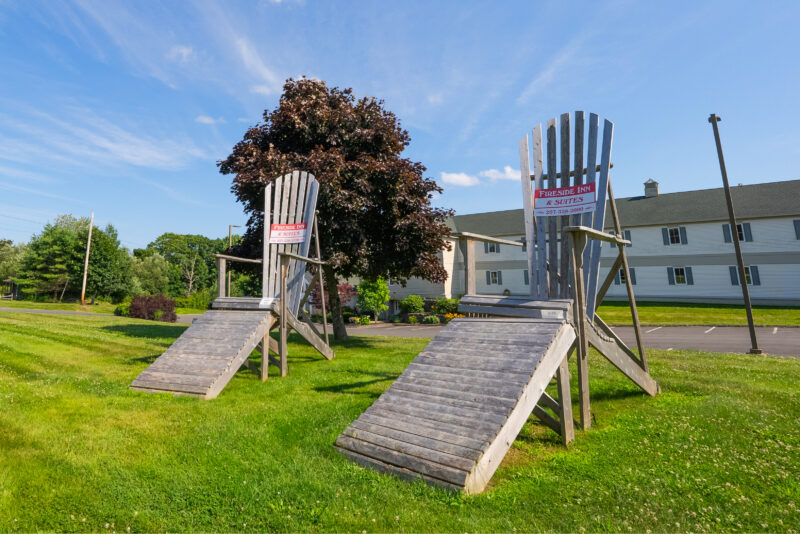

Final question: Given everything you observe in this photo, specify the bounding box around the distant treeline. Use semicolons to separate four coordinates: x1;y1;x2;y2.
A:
0;215;255;305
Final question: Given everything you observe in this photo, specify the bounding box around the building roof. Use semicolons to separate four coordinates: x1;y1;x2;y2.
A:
446;179;800;234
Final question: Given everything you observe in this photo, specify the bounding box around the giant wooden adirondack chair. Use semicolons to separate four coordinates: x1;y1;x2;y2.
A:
336;112;658;494
132;170;334;399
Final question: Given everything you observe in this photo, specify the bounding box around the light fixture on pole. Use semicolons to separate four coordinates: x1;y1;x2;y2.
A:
227;225;241;297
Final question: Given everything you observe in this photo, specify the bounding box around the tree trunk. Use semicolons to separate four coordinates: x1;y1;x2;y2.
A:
323;264;348;340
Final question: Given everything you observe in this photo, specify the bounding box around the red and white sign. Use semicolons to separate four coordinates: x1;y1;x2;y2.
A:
533;183;596;217
269;223;307;244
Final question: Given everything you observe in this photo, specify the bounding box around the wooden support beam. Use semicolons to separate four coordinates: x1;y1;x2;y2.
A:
569;231;591;430
532;405;561;435
279;257;289;377
586;318;659;396
217;257;226;299
459;238;476;295
556;355;574;444
451;232;524;247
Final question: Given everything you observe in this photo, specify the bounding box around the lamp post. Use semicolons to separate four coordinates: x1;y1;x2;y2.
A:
227;224;241;297
708;114;762;355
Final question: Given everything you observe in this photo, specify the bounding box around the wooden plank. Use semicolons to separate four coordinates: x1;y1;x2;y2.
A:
538;391;560;413
379;385;514;419
291;175;319;314
586;318;659;396
581;113;600;285
341;426;475;471
357;412;490;448
217;257;226;300
463;322;576;494
387;382;517;411
419;345;546;359
532;123;547;299
335;435;468;486
284;170;304;314
433;331;559;345
286;312;334;360
457;295;570;310
131;382;208;395
385;384;512;415
559;112;571;298
532;405;562;434
570;231;591;430
349;419;483;460
335;446;463;491
406;362;530;384
556;354;575;444
572;111;585;264
392;375;521;401
373;394;510;426
519;133;535;299
413;355;536;375
584;118;614;318
267;175;283;299
457;304;566;319
262;182;272;299
365;402;502;433
546;117;559;297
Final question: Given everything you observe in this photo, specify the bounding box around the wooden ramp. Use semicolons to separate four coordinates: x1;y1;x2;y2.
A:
131;310;274;399
335;317;576;494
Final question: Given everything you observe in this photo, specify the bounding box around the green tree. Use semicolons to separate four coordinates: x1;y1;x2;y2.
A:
17;221;81;300
0;239;26;281
357;277;390;319
131;252;170;295
219;78;452;339
77;224;133;302
144;233;226;297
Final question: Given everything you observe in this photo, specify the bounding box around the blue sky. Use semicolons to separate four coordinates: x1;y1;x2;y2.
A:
1;1;799;248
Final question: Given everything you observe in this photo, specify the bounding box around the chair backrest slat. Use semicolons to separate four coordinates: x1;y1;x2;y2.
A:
261;171;319;316
518;111;614;318
558;112;571;298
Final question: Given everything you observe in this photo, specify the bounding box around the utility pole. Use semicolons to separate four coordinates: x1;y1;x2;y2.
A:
80;212;94;305
708;114;762;354
227;224;241;297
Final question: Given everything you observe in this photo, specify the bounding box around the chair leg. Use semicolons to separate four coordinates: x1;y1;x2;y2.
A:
556;355;575;444
260;336;269;381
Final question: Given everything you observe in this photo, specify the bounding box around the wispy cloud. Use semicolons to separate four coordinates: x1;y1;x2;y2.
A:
236;37;283;96
195;115;225;125
517;35;588;105
167;45;194;62
480;166;520;181
441;171;480;187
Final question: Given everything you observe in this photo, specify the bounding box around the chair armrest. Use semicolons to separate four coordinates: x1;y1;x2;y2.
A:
450;232;524;247
562;225;631;246
277;251;326;266
213;253;263;264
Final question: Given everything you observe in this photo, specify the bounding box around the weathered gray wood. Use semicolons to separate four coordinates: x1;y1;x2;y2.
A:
586;318;659;396
341;426;475;471
286;312;334;360
556;354;575;444
532;405;561;434
335;435;469;486
459;238;476;295
267;175;282;299
531;124;547;299
559;112;571;298
262;182;272;299
365;403;498;437
385;385;511;415
335;446;463;491
457;304;566;319
463;322;576;494
519;133;535;298
581;113;600;282
388;381;518;410
348;419;483;460
569;231;591;430
413;355;537;374
357;411;491;445
374;391;514;426
217;257;226;299
539;391;560;413
457;295;570;310
546;117;558;297
407;361;531;383
584;119;614;318
595;254;624;306
394;370;525;399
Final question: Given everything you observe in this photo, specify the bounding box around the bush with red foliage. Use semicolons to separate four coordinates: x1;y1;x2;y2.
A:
129;295;177;323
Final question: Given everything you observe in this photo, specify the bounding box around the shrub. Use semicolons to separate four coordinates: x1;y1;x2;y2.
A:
357;277;390;319
114;297;132;317
422;315;440;324
432;297;459;314
399;294;424;314
129;295;177;322
359;315;371;325
390;315;402;323
408;315;419;324
174;291;212;311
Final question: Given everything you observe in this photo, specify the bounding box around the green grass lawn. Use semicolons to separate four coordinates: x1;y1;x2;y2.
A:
598;300;800;326
0;299;117;314
0;312;798;533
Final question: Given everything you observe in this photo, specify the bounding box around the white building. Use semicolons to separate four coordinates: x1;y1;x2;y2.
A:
388;179;800;307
